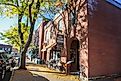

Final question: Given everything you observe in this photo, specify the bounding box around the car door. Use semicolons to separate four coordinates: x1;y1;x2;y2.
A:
0;54;6;79
1;54;11;71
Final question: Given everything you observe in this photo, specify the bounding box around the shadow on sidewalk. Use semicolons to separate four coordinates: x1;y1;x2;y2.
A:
29;69;65;74
33;74;50;81
12;69;50;81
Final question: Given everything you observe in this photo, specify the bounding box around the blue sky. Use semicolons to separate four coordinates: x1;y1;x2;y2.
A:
115;0;121;4
0;14;52;45
0;16;17;32
0;15;17;44
0;15;42;44
107;0;121;9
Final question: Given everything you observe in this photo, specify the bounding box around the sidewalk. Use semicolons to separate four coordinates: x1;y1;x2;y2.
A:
10;63;81;81
10;70;34;81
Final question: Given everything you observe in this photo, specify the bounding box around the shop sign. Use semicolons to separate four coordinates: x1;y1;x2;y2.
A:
57;35;64;43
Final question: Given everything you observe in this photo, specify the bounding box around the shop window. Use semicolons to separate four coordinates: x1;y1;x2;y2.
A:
45;31;50;44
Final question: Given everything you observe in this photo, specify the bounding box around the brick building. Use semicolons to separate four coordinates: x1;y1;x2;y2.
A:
40;17;64;64
88;0;121;81
54;0;121;81
37;0;121;81
33;21;49;62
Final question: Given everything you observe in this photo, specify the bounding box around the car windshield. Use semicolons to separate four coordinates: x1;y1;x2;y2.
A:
0;54;6;62
2;54;12;60
0;55;2;59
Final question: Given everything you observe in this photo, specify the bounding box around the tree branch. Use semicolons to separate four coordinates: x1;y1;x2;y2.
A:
0;2;20;11
16;0;19;6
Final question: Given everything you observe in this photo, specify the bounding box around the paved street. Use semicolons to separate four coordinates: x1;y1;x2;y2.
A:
11;63;80;81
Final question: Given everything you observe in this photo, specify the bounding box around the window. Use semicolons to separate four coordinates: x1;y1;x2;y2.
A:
45;30;50;44
45;31;48;43
58;19;63;31
50;27;54;39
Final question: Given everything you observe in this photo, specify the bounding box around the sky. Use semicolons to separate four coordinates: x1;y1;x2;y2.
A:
0;16;17;32
0;15;17;44
115;0;121;4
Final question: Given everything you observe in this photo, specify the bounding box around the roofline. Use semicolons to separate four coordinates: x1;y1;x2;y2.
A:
0;44;12;47
106;0;121;9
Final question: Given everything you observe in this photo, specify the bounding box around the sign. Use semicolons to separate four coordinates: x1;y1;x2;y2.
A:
57;34;64;43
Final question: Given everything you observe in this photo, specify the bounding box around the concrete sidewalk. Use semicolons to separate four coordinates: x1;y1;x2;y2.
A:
10;70;34;81
10;69;50;81
10;63;80;81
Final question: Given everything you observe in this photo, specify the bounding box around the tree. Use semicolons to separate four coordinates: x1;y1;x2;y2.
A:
0;1;88;80
0;23;29;51
0;0;53;69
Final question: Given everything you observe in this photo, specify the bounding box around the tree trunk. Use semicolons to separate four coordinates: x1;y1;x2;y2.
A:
19;23;34;69
18;14;26;69
18;14;24;51
19;0;36;69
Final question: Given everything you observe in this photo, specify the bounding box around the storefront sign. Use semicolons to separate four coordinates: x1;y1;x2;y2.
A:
57;34;64;43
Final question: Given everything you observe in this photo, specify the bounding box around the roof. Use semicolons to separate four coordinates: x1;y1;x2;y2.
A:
0;44;12;47
106;0;121;9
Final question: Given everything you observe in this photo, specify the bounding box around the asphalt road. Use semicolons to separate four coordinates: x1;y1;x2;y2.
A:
3;71;12;81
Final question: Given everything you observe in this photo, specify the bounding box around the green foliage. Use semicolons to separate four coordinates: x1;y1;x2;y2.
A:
30;47;39;58
0;0;63;21
0;0;71;69
0;0;67;46
0;23;30;50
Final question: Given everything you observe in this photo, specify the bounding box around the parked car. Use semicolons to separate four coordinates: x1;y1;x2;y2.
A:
13;55;20;66
0;50;16;79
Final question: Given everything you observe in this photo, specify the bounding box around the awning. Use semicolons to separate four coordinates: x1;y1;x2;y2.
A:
46;43;57;49
41;43;57;52
41;48;47;51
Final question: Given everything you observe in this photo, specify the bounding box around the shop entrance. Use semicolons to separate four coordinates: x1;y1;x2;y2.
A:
70;39;80;72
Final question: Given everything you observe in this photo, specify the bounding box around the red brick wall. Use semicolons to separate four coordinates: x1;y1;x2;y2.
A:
89;0;121;77
39;21;48;59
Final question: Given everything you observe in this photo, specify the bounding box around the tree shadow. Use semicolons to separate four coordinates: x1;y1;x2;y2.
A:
10;69;50;81
29;69;65;74
27;70;50;81
32;74;50;81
